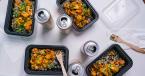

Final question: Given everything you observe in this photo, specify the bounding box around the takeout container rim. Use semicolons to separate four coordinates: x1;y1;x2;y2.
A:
4;0;38;36
24;45;69;75
56;0;99;32
86;44;133;76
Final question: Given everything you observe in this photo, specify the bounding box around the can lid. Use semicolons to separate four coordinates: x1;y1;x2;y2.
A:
68;63;84;76
83;40;99;56
56;14;72;30
35;8;50;23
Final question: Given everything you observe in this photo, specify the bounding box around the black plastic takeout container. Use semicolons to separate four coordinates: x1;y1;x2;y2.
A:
4;0;37;36
24;45;69;75
86;44;133;76
56;0;99;32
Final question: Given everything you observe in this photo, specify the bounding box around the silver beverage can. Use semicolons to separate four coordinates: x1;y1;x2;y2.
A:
81;40;99;57
56;14;72;34
35;8;52;29
68;62;84;76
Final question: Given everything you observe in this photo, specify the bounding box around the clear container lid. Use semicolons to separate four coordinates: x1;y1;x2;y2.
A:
101;0;140;32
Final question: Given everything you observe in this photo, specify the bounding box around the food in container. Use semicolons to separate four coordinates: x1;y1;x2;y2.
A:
30;48;59;70
81;40;99;57
4;0;37;36
56;0;99;32
56;14;72;33
24;45;69;75
63;0;92;29
90;50;125;76
12;0;33;33
86;44;133;76
68;62;85;76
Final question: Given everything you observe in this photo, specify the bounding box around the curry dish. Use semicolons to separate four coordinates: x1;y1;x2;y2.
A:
63;0;92;29
12;0;33;33
90;50;125;76
30;48;61;71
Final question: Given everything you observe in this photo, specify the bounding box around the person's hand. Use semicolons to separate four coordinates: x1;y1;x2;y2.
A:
110;34;145;54
110;34;125;43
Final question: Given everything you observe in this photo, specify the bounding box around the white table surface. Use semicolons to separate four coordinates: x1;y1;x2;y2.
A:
0;0;145;76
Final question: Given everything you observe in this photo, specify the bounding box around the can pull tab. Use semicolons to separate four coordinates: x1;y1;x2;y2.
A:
61;17;67;27
87;46;96;53
38;11;46;20
72;66;80;75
